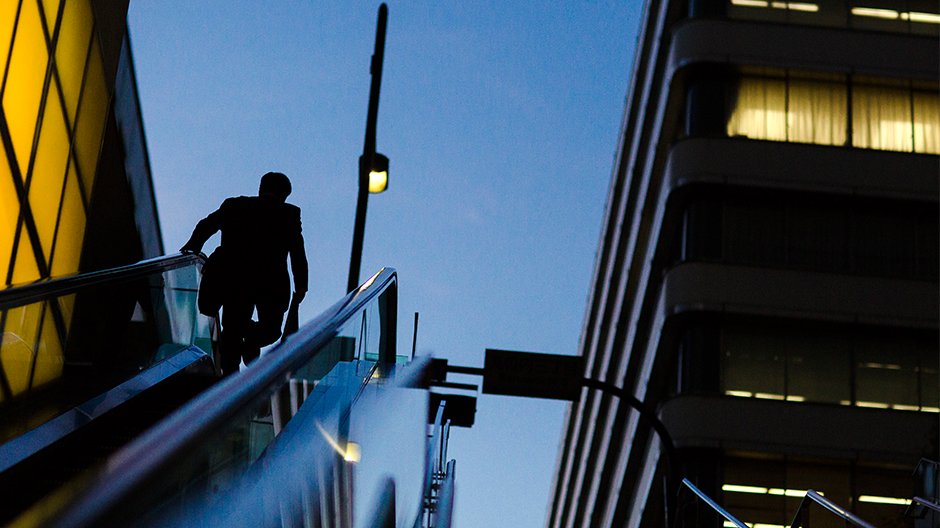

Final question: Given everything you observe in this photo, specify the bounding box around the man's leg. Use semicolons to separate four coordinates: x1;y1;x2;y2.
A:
245;301;287;355
220;299;253;376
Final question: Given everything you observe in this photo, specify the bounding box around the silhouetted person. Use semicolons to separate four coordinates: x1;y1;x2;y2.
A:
181;172;308;376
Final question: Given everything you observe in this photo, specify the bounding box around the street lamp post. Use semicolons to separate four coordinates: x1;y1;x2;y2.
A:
347;3;390;294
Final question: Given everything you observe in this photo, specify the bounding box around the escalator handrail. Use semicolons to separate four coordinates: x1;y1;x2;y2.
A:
679;478;749;528
51;266;398;528
0;253;204;310
789;490;876;528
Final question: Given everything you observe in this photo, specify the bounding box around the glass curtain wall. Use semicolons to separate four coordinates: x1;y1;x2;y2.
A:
0;0;110;287
719;322;939;412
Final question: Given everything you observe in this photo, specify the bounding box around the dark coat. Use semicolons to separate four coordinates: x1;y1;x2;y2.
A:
183;195;308;308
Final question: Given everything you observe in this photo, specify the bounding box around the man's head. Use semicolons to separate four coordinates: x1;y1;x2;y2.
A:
259;172;292;201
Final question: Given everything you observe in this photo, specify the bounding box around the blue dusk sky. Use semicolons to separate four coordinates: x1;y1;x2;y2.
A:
127;2;640;526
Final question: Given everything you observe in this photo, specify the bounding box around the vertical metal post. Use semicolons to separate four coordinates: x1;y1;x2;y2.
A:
347;3;388;293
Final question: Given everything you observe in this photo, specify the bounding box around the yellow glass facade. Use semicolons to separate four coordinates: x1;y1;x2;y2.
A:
0;0;110;400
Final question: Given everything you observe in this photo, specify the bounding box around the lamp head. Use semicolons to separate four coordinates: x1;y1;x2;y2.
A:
367;153;389;194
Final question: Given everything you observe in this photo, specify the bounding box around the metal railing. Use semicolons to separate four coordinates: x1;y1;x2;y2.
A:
677;478;749;528
677;478;878;528
789;489;876;528
0;253;203;310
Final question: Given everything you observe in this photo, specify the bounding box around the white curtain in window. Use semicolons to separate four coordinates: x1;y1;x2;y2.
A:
852;84;913;152
727;77;787;141
913;91;940;154
788;79;847;145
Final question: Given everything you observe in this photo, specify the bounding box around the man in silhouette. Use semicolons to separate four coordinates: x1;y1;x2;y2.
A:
181;172;308;376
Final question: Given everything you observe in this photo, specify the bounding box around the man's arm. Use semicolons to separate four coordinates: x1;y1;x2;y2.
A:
180;204;225;253
289;209;308;302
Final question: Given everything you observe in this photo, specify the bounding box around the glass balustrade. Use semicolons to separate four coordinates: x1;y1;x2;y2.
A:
0;255;214;445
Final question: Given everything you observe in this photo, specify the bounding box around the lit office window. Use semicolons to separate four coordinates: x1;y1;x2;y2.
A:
725;72;940;155
788;78;847;145
852;83;913;152
727;76;788;141
720;323;938;412
727;75;847;146
722;458;912;528
913;89;940;153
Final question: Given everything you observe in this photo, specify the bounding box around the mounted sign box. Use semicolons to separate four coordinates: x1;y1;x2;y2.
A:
482;349;584;401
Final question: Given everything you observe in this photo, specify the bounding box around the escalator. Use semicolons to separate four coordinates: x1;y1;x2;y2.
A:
0;254;217;525
0;256;455;527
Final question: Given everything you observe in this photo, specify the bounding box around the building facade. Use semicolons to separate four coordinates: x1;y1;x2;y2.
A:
549;0;938;526
0;0;159;402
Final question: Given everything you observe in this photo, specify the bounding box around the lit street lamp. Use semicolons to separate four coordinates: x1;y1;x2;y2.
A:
347;4;389;293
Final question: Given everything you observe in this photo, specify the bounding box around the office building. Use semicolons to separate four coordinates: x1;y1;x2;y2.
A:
549;0;939;526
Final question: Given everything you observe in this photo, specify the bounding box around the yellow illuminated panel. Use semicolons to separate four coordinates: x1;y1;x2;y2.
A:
55;0;94;123
1;302;45;396
41;0;61;32
32;310;64;389
58;293;76;332
0;148;18;283
50;167;85;277
0;0;18;70
3;0;49;175
11;230;40;285
74;39;108;199
30;82;70;262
